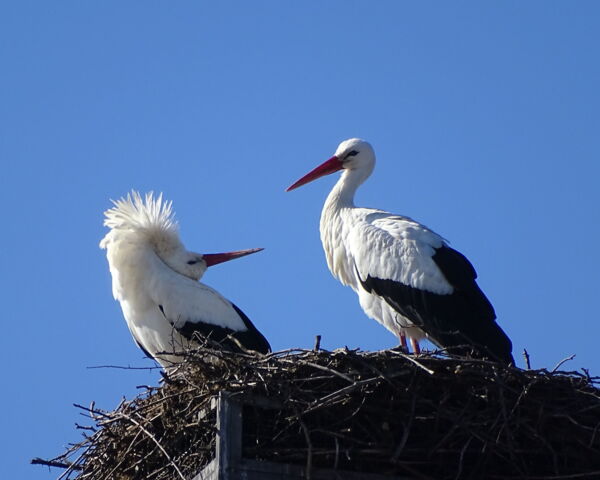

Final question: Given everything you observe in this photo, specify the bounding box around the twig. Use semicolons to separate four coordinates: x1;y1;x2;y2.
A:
333;436;340;470
388;349;435;375
87;364;160;370
73;403;110;419
56;451;87;480
30;458;82;470
305;376;379;414
552;354;576;373
75;423;96;432
297;413;313;480
503;471;600;479
455;437;472;480
313;334;322;351
391;393;416;461
302;361;354;383
523;349;531;370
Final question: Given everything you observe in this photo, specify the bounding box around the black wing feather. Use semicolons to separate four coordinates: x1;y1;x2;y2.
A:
360;245;513;364
174;303;271;354
134;337;154;359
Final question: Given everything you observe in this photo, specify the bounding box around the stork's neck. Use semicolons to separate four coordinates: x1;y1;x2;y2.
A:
320;168;370;288
324;167;371;211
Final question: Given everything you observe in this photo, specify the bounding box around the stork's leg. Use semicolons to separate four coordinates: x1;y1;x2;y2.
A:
410;337;421;355
397;333;408;353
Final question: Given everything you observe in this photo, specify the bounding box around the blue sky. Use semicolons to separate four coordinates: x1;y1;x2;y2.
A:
2;2;599;478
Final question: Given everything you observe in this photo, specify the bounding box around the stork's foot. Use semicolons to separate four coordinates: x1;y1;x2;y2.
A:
410;337;421;355
396;333;409;352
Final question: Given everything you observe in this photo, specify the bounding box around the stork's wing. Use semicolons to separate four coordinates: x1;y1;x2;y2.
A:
352;212;513;363
351;213;451;293
149;274;271;354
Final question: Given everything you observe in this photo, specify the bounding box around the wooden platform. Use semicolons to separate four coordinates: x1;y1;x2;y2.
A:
193;391;411;480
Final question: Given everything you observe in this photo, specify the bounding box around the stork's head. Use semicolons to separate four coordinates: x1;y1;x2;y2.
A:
101;191;263;281
286;138;375;191
161;247;264;281
157;248;206;280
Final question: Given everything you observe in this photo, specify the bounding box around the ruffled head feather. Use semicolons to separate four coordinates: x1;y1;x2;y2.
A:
100;191;182;255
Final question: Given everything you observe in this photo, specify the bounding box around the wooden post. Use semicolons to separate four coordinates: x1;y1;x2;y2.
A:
215;391;242;480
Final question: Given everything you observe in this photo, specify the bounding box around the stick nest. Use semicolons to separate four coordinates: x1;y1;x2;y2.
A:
38;348;600;479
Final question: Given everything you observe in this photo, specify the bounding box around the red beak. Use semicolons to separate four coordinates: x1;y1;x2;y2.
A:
286;156;344;192
203;248;264;267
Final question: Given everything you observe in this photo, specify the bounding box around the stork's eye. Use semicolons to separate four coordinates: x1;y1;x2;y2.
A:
346;150;359;157
187;260;198;265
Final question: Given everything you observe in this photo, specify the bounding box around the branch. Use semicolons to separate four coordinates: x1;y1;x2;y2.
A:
30;458;82;470
522;349;531;370
552;354;576;373
388;349;435;375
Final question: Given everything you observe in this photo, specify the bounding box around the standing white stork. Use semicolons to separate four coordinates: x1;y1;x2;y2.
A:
287;139;513;364
100;191;270;369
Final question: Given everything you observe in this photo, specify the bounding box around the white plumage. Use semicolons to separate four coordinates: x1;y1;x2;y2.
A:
100;191;270;368
287;139;513;363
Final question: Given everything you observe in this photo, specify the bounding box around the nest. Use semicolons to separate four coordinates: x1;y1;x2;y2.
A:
36;347;600;480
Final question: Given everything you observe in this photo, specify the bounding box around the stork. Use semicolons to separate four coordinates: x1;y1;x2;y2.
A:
100;191;270;369
287;139;513;364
